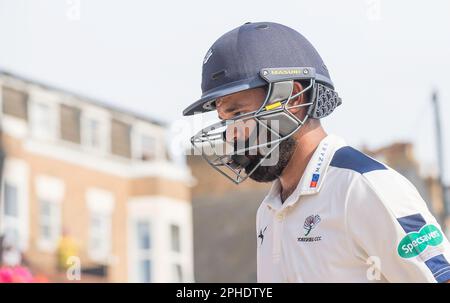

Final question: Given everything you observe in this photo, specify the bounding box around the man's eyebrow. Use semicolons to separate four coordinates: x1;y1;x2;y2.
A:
216;96;251;119
223;106;239;113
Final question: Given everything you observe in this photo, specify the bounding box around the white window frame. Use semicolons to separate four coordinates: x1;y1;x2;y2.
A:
127;199;156;283
172;263;183;283
133;219;153;283
35;175;64;252
169;222;184;282
88;212;112;263
80;106;110;154
38;199;61;250
139;134;157;161
86;188;115;263
127;196;193;282
170;223;181;253
29;98;59;142
0;159;30;251
131;121;164;162
1;182;21;248
84;117;101;149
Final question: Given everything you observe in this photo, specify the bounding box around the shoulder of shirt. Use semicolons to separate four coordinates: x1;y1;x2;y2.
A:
329;145;388;175
330;145;420;204
329;145;417;193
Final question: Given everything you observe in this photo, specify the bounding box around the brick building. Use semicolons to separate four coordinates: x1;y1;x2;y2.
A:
0;70;194;282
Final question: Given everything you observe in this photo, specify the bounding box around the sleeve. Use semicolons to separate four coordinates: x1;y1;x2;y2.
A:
345;169;450;283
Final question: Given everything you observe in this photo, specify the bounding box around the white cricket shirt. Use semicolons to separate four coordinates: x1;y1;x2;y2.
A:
256;134;450;282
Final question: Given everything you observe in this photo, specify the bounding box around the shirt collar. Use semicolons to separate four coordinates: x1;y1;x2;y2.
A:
262;134;346;210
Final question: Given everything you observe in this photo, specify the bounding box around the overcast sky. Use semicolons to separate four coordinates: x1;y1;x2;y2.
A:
0;0;449;183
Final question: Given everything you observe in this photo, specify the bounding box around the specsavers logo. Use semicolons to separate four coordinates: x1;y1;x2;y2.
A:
397;224;444;258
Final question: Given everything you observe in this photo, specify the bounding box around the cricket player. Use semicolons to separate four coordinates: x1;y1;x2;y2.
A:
182;22;450;282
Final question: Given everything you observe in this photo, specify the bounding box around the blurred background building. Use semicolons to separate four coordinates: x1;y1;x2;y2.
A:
0;70;194;282
364;143;444;219
188;155;270;283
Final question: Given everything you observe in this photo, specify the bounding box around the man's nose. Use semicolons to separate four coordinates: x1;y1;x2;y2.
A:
225;125;248;143
225;121;250;143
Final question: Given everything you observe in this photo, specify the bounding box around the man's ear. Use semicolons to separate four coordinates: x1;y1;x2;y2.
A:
287;81;305;115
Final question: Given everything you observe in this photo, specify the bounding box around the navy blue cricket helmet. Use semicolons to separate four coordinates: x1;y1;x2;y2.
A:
182;21;334;116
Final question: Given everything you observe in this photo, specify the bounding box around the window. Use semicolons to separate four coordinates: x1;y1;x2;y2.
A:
2;183;20;248
170;224;181;253
60;104;81;144
85;118;101;149
111;119;131;158
86;189;114;263
35;175;64;251
140;135;156;161
4;183;18;217
170;224;182;282
173;263;183;282
82;114;107;152
89;212;111;262
31;102;53;140
135;220;152;282
139;259;152;283
137;221;151;250
2;86;28;120
127;197;192;283
39;199;61;246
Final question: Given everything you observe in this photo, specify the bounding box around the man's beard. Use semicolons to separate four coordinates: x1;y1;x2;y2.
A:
230;136;297;183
